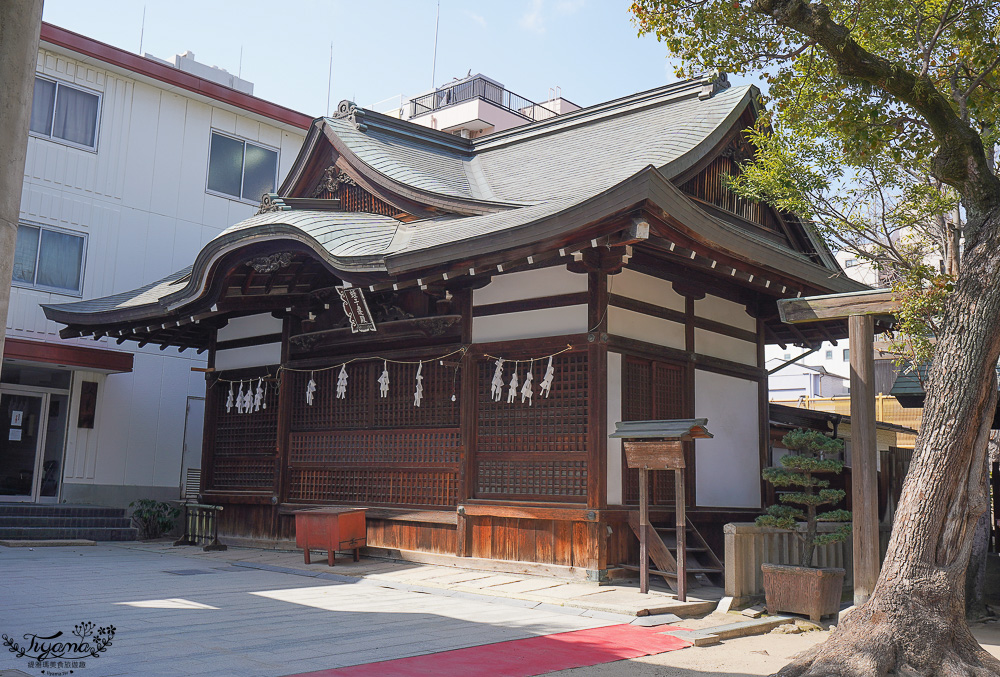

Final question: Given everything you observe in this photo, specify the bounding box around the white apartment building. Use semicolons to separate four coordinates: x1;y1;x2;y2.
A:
1;23;309;506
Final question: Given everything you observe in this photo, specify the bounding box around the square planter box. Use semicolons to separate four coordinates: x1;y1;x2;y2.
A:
761;562;845;621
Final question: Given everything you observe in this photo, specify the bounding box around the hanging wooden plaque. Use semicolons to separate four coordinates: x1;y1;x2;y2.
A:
623;440;684;470
336;286;376;333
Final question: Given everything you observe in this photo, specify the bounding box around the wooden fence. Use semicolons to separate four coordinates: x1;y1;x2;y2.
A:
724;522;891;606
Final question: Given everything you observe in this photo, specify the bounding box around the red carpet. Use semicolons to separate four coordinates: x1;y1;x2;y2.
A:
284;624;692;677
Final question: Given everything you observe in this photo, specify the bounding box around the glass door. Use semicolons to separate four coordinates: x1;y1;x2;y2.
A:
0;390;47;502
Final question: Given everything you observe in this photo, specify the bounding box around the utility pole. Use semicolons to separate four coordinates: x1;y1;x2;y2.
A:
0;1;45;359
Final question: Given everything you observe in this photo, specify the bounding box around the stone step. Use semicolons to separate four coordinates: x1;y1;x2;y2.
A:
0;504;127;518
0;526;137;541
0;515;132;529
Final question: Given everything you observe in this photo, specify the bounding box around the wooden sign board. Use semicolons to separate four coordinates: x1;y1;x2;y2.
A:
623;440;684;470
337;286;376;334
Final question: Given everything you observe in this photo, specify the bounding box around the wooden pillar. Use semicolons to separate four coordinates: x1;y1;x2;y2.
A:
849;313;879;605
272;316;293;537
675;468;687;602
639;466;649;594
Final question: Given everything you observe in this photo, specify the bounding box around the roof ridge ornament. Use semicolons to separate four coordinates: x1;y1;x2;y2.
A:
698;70;730;100
256;192;289;215
312;166;358;198
332;99;367;131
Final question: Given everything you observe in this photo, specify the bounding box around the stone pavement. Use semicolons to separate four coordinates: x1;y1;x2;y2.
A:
113;540;721;620
1;543;633;677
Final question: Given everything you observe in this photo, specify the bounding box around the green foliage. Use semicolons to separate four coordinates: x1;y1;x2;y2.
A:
781;429;845;460
129;499;180;540
629;0;1000;365
755;429;852;566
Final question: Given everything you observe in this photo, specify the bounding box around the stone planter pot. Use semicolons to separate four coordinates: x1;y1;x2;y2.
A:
761;562;845;621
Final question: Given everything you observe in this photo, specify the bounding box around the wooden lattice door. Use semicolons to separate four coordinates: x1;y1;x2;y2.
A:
621;357;690;506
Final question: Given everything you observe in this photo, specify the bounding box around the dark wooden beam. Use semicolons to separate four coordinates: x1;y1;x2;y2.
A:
778;289;896;323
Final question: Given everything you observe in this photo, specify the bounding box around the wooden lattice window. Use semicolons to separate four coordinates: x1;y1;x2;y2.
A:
680;155;787;234
622;357;689;506
475;351;589;500
286;358;462;508
315;181;398;216
208;372;278;491
289;362;460;431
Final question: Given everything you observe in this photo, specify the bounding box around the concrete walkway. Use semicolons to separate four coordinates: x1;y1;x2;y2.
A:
1;543;631;677
115;540;722;620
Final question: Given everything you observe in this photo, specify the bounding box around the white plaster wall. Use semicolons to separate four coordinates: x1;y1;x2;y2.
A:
607;352;623;505
694;328;758;366
695;294;756;332
608;307;685;350
10;43;306;499
694;370;761;508
473;306;588;343
473;266;587;306
610;268;685;311
217;313;283;342
215;343;282;371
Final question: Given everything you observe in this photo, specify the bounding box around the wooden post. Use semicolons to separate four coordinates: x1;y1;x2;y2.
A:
675;468;687;602
639;466;649;594
849;313;879;605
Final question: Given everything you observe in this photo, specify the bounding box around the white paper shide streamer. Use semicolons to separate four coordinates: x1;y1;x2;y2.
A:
506;367;519;404
378;361;390;398
539;356;555;398
305;372;317;406
520;366;533;405
490;358;505;402
336;365;348;400
226;383;234;414
254;378;264;412
413;362;424;407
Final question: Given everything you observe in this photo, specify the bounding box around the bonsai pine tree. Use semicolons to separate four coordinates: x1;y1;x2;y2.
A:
757;429;852;569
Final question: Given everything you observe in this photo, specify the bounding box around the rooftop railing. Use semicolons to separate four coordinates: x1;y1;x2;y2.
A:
409;76;556;123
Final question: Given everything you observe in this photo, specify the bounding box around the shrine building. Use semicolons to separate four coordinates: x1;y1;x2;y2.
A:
43;73;867;578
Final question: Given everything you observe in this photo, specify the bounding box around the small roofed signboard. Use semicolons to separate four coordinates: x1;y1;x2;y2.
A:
611;419;713;470
337;286;376;333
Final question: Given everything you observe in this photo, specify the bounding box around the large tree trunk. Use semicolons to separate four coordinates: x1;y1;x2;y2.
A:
0;1;44;357
780;209;1000;676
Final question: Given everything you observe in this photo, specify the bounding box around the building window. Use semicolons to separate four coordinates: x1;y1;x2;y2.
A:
207;131;278;202
12;224;87;295
844;258;857;268
783;353;791;360
825;350;833;360
843;349;850;362
29;77;101;150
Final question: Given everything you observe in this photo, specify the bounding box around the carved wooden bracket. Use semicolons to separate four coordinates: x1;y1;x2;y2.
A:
246;252;294;273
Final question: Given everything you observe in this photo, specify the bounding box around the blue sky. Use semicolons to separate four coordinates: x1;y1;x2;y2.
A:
42;0;758;116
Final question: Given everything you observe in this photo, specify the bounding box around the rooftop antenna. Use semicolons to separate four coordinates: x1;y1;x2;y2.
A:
138;5;146;54
326;42;333;116
238;45;243;79
431;0;440;91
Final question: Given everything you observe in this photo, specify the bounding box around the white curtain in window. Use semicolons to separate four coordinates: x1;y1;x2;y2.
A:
12;225;39;284
52;86;99;147
36;229;84;292
29;78;55;136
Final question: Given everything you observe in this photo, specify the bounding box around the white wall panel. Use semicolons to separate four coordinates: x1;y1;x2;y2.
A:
152;357;190;486
473;266;587;306
607;306;685;350
611;268;685;311
215;343;282;371
176;101;212;225
217;314;284;342
148;92;187;219
607;351;623;505
121;82;161;211
695;294;756;332
695;329;758;366
694;371;761;508
472;305;588;342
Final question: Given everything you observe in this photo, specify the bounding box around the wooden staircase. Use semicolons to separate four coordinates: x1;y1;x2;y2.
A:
622;511;724;591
